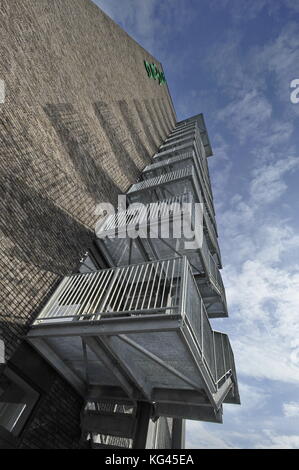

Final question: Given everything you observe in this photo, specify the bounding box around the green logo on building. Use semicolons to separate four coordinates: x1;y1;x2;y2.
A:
144;61;166;85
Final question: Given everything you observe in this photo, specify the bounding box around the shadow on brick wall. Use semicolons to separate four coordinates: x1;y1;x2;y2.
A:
44;103;120;205
0;173;94;274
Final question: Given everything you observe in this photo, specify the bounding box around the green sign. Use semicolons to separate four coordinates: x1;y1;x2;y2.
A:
144;60;166;85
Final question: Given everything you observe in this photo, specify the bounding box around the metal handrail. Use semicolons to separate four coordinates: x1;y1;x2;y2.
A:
152;138;215;220
159;133;195;151
144;152;194;173
35;257;184;323
144;149;216;231
127;166;192;194
33;255;232;395
164;128;195;144
128;165;218;238
99;193;193;235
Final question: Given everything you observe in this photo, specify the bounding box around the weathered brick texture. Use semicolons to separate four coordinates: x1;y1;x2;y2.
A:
0;0;176;448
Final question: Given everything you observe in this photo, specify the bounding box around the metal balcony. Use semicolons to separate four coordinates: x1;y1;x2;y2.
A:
27;257;239;423
98;190;220;268
154;137;213;206
159;134;196;152
143;151;217;242
176;114;213;158
127;166;217;237
95;194;226;317
172;123;196;135
164;128;196;144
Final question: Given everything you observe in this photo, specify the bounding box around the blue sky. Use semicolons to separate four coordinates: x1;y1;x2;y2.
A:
93;0;299;449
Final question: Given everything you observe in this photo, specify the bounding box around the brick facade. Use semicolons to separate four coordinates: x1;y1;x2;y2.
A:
0;0;176;448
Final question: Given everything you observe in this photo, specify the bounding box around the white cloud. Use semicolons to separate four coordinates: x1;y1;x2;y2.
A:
250;156;299;205
93;0;193;59
186;421;234;449
256;431;299;449
208;0;299;22
218;90;272;143
283;402;299;418
93;0;299;448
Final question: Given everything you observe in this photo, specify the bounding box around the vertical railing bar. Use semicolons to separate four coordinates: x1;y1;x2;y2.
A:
65;272;96;319
114;266;133;312
89;271;108;314
134;264;148;310
213;331;217;385
221;334;227;373
129;264;144;311
41;276;72;318
77;271;101;317
50;274;86;318
147;262;160;310
141;263;155;310
123;265;139;312
167;258;176;313
154;261;165;309
109;267;127;312
136;263;149;310
47;275;80;318
93;269;115;314
107;267;126;312
175;258;181;310
161;260;170;308
179;258;185;317
99;268;121;313
61;273;91;319
91;269;113;314
86;271;106;314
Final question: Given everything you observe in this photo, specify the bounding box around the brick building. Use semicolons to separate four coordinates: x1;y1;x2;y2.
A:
0;0;239;449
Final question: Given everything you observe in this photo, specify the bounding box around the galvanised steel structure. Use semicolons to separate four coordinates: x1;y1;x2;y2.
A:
27;113;240;449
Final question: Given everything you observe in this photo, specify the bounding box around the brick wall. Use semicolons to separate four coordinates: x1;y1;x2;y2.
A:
0;0;176;449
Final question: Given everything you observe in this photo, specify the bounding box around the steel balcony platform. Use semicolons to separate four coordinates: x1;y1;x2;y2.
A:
27;257;239;422
142;151;217;247
127;166;217;235
95;194;226;317
154;140;212;203
155;122;212;194
164;128;196;145
159;133;196;153
176;114;213;158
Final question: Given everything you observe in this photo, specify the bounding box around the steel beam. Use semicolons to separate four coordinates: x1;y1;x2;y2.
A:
118;334;202;392
27;316;181;338
85;336;137;403
27;338;86;396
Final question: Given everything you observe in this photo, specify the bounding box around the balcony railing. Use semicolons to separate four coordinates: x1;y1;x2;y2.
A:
127;166;217;236
172;123;196;135
95;194;225;315
164;129;195;144
159;133;195;151
143;151;216;233
34;257;184;324
28;257;239;418
154;137;214;208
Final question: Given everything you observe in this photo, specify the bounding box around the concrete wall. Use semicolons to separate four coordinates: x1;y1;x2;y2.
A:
0;0;176;448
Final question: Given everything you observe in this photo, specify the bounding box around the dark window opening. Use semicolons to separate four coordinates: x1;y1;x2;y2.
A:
0;368;39;436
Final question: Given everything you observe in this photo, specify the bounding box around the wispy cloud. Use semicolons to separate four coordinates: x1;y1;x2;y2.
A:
283;402;299;418
93;0;299;449
93;0;193;59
